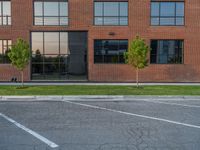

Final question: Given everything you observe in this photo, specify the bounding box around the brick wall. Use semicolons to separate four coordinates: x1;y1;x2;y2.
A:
0;0;200;82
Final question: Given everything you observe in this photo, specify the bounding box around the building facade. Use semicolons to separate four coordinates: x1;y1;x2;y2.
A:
0;0;199;82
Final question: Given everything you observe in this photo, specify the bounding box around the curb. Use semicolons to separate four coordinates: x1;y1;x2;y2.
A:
0;95;200;102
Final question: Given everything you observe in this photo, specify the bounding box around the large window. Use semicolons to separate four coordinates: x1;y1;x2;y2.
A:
0;1;11;25
94;2;128;26
32;32;69;79
0;40;12;63
151;2;184;26
150;40;183;64
31;32;88;80
34;0;68;26
94;40;128;63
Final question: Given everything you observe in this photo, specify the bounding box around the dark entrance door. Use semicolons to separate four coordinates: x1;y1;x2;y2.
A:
31;31;88;80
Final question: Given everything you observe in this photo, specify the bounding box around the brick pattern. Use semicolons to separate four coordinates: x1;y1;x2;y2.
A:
0;0;200;82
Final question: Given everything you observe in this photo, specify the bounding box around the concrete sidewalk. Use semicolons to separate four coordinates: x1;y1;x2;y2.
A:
0;95;200;101
0;82;200;86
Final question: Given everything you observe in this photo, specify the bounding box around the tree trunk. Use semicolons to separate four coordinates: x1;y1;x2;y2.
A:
136;67;139;88
21;70;24;87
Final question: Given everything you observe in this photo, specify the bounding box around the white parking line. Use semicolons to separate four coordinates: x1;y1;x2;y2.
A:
0;113;59;148
63;100;200;130
135;99;200;108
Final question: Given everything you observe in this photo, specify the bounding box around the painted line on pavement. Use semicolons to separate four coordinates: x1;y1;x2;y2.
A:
0;113;59;148
63;100;200;129
140;99;200;108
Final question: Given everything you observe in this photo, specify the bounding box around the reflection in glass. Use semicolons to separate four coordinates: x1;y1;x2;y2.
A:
44;2;58;16
150;40;183;64
151;2;184;26
60;32;69;54
104;17;118;25
34;1;68;26
31;32;87;80
104;2;118;16
34;2;43;16
0;40;12;63
32;32;43;55
94;2;103;16
94;40;128;64
44;32;59;54
2;2;11;16
0;1;11;25
94;2;128;25
160;2;175;16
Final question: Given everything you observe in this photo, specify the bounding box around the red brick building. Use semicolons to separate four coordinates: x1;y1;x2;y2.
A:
0;0;199;82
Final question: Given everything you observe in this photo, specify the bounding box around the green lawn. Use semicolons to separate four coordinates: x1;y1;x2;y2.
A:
0;85;200;95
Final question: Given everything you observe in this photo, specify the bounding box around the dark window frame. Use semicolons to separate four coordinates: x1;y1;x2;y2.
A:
150;39;184;64
0;0;11;26
33;0;68;26
94;1;128;26
94;39;128;64
150;1;185;26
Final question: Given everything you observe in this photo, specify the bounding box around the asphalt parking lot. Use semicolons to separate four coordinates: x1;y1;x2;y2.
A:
0;97;200;150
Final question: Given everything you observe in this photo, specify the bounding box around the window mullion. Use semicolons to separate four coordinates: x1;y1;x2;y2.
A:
58;1;60;26
42;1;44;25
118;2;120;25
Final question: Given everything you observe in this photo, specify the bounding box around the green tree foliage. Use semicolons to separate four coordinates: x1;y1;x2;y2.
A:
124;36;149;87
8;39;30;87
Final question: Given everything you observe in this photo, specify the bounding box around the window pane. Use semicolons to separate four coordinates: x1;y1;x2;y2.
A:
160;17;175;25
60;17;68;25
176;17;184;25
8;40;12;48
34;2;43;16
94;17;103;25
104;17;118;25
94;2;103;16
119;17;128;25
104;2;118;16
44;2;59;16
3;16;9;25
150;40;183;64
60;32;69;54
60;2;68;16
44;32;59;54
119;40;128;63
32;32;44;55
7;16;11;25
151;17;159;25
44;17;59;25
0;40;2;63
44;63;60;79
94;40;128;64
32;64;43;78
34;17;43;25
0;2;1;16
2;2;11;16
160;3;175;16
151;2;159;16
0;40;2;54
44;55;59;63
120;2;128;16
176;2;184;17
104;40;119;63
94;40;104;54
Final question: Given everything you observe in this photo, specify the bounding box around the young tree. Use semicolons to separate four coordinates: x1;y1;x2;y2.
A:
124;36;149;87
8;39;30;87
